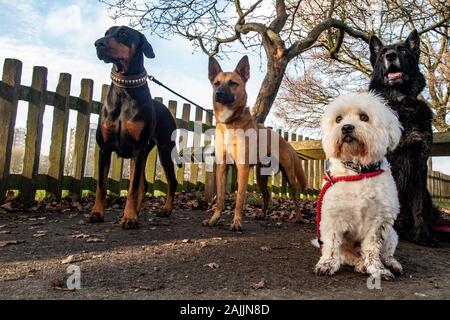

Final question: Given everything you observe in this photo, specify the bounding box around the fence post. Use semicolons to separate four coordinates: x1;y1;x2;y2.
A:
204;110;215;204
0;59;22;201
19;66;47;204
178;103;190;190
189;106;203;190
71;79;93;199
47;73;71;200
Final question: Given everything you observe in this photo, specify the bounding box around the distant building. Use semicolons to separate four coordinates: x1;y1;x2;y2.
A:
65;123;98;177
13;127;26;149
10;127;26;174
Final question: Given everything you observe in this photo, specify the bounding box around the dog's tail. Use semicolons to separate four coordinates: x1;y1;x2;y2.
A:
292;150;307;189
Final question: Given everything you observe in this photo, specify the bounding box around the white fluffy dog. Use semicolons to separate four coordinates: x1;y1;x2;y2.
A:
314;92;403;280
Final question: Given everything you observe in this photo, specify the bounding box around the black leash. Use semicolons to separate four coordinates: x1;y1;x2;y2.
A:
148;75;214;116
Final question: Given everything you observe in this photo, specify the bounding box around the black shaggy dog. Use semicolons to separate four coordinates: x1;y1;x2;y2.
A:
368;30;447;246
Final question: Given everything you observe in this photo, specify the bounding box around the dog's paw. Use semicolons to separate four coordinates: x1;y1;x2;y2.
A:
202;215;220;227
156;209;172;217
354;262;366;274
367;265;395;281
314;259;340;276
120;216;139;229
230;219;242;232
384;258;403;276
89;212;104;223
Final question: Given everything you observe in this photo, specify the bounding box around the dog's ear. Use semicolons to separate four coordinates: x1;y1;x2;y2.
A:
208;57;222;83
140;33;155;59
405;29;420;57
369;35;384;66
234;55;250;83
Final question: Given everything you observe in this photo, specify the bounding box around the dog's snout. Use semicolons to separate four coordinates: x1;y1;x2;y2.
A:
385;50;398;62
341;124;355;134
215;89;224;100
95;39;107;48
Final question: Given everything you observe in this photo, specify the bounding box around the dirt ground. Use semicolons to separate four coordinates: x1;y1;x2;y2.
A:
1;202;450;300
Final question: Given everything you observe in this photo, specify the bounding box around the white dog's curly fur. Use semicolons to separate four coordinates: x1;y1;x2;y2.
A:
315;92;403;280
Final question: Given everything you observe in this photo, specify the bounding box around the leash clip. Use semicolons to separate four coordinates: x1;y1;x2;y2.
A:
325;171;334;185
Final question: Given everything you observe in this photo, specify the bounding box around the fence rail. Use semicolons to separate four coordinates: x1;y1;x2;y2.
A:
0;58;449;204
0;58;326;203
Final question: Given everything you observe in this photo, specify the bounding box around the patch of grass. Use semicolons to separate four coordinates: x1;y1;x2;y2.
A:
435;201;450;209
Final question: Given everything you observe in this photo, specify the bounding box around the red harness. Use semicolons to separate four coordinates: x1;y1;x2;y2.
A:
315;170;385;249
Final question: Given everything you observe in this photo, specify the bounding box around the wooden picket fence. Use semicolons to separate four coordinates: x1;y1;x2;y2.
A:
1;58;448;204
428;171;450;202
0;58;326;204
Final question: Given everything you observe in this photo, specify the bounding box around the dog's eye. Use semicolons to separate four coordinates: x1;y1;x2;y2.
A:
397;46;406;54
360;114;369;122
119;31;127;38
213;81;220;87
228;80;238;87
336;116;343;123
380;48;387;55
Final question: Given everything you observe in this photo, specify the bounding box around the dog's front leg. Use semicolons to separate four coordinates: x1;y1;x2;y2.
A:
121;154;145;229
89;149;112;223
230;164;250;231
203;163;227;227
314;218;342;276
361;224;395;280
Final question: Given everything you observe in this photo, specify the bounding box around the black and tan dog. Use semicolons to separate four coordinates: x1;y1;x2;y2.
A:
91;26;178;229
204;56;307;231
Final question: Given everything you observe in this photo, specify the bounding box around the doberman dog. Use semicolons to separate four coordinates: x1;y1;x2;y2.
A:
204;56;307;231
91;26;178;229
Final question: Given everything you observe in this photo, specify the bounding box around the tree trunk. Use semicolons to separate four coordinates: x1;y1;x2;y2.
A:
432;105;449;132
251;56;288;124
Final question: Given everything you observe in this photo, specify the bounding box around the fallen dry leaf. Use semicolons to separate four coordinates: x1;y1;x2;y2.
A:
250;278;266;290
62;256;74;264
181;239;190;244
86;237;104;243
0;203;13;211
204;262;220;269
0;240;25;247
71;233;90;239
260;246;272;252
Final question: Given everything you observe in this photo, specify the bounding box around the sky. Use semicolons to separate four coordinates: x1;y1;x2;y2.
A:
0;0;448;174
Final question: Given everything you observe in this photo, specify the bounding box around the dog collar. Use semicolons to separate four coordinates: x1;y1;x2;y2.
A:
341;161;382;174
111;70;148;89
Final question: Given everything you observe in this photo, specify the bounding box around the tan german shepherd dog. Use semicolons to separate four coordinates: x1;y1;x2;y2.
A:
203;56;307;231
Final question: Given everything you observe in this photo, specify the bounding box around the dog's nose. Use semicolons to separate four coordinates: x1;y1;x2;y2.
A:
95;39;107;48
341;124;355;134
385;50;398;62
215;89;226;102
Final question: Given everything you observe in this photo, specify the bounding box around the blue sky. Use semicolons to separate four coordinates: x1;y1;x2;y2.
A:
0;0;448;174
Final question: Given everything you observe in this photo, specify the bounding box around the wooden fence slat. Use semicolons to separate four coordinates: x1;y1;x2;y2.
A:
94;85;109;185
0;59;22;200
281;131;289;195
19;66;47;204
178;103;190;190
189;106;203;190
109;153;123;196
71;79;93;199
204;110;215;203
47;73;71;200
